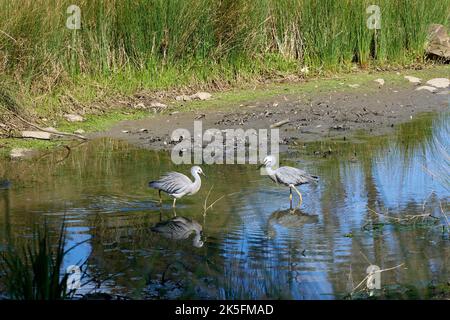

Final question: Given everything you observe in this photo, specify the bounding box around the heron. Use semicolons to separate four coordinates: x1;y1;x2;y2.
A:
258;155;318;209
149;166;205;208
151;216;203;248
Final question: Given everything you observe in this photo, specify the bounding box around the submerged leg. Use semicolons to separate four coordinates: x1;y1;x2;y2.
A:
289;187;293;209
158;190;162;206
172;198;177;208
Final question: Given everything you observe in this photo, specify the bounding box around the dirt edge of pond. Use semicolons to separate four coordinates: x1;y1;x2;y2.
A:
90;82;449;151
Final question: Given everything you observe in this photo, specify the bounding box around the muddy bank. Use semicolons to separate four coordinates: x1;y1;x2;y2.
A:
90;83;449;150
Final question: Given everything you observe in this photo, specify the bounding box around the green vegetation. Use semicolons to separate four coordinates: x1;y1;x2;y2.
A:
0;222;77;300
0;0;448;123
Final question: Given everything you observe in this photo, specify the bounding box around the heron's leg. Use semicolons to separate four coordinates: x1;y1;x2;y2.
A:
158;190;162;206
290;184;303;208
172;198;177;208
289;187;293;209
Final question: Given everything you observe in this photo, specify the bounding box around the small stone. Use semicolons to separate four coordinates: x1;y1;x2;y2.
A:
121;130;130;134
133;103;145;109
175;95;192;101
74;129;85;134
374;78;385;86
426;78;450;88
191;92;212;100
348;84;360;88
64;114;84;122
415;86;438;93
404;76;421;84
21;131;52;140
43;127;58;133
149;101;168;108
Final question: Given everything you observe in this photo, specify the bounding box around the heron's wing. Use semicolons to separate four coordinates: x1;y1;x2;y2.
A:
276;166;318;185
151;217;194;240
149;172;192;195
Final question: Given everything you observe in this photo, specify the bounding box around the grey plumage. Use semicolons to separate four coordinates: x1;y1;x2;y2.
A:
260;155;318;208
149;172;192;195
149;166;205;207
269;166;318;186
151;216;203;248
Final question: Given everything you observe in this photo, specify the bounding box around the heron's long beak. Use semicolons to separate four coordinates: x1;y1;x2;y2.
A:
257;163;265;170
201;172;207;177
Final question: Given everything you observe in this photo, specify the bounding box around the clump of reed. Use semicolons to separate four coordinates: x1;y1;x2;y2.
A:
0;222;77;300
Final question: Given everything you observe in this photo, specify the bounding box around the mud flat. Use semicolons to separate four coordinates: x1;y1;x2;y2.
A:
90;81;449;150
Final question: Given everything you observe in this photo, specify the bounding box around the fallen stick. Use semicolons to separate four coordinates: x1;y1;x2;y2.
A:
14;114;87;140
270;119;290;128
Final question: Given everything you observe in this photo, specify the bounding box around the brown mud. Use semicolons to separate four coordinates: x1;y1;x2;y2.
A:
90;84;449;150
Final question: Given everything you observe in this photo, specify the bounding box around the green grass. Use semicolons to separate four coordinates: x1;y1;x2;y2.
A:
0;0;448;122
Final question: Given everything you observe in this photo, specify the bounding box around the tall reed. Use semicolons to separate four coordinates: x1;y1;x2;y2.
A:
0;0;448;104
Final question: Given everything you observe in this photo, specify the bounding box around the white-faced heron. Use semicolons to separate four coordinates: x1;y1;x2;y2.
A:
258;155;318;209
151;216;203;248
149;166;205;208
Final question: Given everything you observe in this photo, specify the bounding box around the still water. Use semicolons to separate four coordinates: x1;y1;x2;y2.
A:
0;112;448;299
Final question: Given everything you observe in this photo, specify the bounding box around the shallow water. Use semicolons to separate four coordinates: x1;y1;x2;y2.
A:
0;112;449;299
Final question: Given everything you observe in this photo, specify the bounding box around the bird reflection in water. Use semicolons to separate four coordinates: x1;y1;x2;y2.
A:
151;216;204;248
267;209;319;238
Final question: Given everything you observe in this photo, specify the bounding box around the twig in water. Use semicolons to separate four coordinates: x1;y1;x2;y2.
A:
367;207;438;226
351;263;405;295
202;185;229;217
439;200;450;233
270;119;290;129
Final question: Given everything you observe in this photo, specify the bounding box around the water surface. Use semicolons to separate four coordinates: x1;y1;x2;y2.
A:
0;112;448;299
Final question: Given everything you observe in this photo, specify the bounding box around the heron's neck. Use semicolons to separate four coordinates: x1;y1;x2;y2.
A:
265;165;276;176
193;231;202;247
192;172;202;187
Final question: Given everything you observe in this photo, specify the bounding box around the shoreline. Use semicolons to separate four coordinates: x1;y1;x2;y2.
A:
2;66;449;158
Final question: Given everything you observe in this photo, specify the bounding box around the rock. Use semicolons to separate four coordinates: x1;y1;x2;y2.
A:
426;78;450;88
10;148;37;160
64;114;84;122
74;129;85;134
176;92;212;101
133;103;146;109
21;131;52;140
415;86;437;93
374;78;385;86
149;101;167;108
404;76;421;84
300;66;309;74
426;24;450;60
348;84;360;88
191;92;212;100
175;95;192;102
437;90;450;95
43;127;58;133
